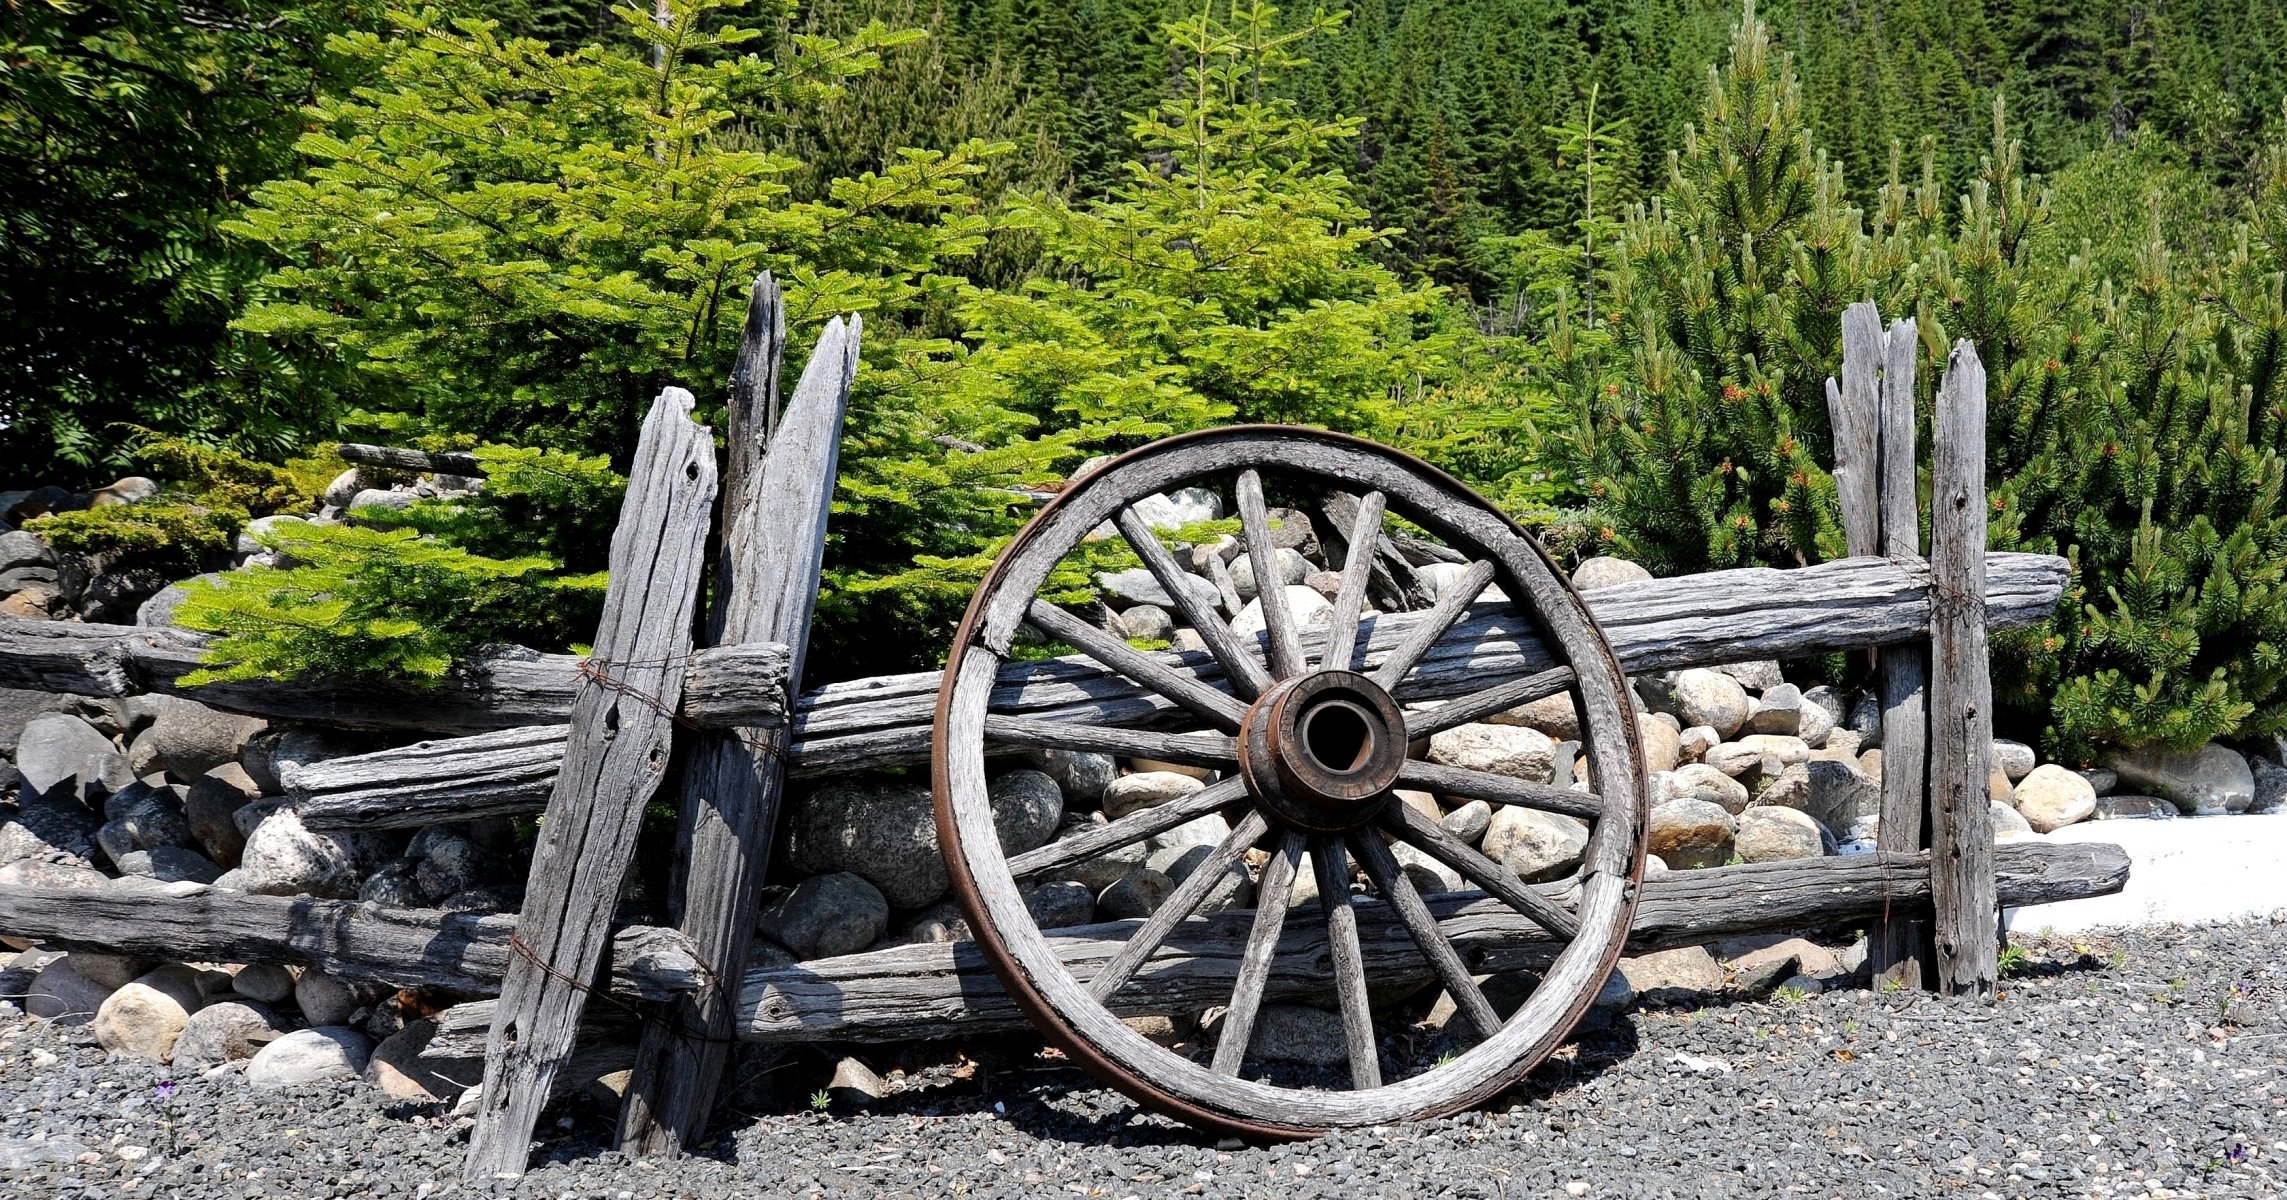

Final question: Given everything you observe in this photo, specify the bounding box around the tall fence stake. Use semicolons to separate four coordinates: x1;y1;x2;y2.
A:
1927;340;1996;998
464;388;718;1179
1871;313;1933;990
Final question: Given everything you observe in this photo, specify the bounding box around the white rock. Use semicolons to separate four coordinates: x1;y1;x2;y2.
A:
1667;763;1751;814
1646;799;1736;870
1734;806;1825;862
1229;586;1332;638
1669;669;1751;737
93;966;205;1062
247;1027;371;1089
2012;763;2097;832
1427;723;1555;784
1678;725;1719;763
1571;557;1651;590
1440;799;1492;845
1992;739;2038;781
1480;806;1588;882
1101;771;1206;819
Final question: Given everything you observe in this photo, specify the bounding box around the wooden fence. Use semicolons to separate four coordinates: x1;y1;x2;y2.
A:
0;279;2125;1176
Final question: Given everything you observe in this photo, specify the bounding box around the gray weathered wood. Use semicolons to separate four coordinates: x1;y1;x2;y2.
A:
1382;798;1580;939
1312;839;1382;1089
1394;758;1603;821
1025;598;1248;731
1827;301;1885;557
1211;831;1302;1076
1087;811;1270;1001
0;549;2064;756
1927;340;1997;1000
1369;559;1497;691
336;443;487;479
621;304;857;1157
419;840;2122;1047
0;618;788;737
0;881;699;999
465;388;718;1180
1320;491;1387;672
1349;832;1499;1039
1871;315;1933;991
1237;469;1306;680
1004;777;1247;880
1116;505;1271;700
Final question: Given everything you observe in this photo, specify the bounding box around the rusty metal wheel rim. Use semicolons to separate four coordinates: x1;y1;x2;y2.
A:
932;425;1649;1140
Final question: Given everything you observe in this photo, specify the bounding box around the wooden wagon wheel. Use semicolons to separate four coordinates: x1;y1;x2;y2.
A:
932;425;1649;1139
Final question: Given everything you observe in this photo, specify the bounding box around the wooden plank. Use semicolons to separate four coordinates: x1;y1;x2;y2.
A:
620;301;858;1156
0;881;701;1000
336;443;486;479
1828;301;1884;557
1871;315;1933;991
425;840;2127;1046
1926;341;1997;1000
464;388;718;1180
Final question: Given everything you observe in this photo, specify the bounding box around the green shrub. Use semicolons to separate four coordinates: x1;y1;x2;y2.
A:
28;504;243;562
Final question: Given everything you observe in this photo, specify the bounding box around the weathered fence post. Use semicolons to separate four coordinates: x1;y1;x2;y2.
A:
464;388;719;1179
1872;315;1933;990
1927;340;1997;997
617;282;861;1153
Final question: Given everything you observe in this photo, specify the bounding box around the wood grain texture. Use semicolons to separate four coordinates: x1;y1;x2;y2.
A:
1871;314;1932;992
1116;506;1271;700
1211;831;1302;1076
1319;491;1386;672
621;299;857;1156
335;443;487;479
0;881;700;999
1237;469;1305;680
1312;839;1381;1089
421;842;2120;1046
465;388;718;1180
1927;340;1998;1000
1828;301;1885;558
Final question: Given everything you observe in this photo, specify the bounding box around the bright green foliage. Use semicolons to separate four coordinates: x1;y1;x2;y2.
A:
816;2;1460;678
0;0;356;484
1547;9;1876;573
28;504;244;563
23;436;323;568
226;0;1005;460
175;524;579;685
361;445;626;573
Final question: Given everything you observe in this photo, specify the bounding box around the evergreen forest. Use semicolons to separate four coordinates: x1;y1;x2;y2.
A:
9;0;2287;763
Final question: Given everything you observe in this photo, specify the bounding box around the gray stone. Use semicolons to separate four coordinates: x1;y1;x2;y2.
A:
1992;739;2038;782
293;973;361;1027
93;965;205;1062
988;769;1063;855
826;1056;888;1105
1022;880;1097;930
248;729;360;796
1846;694;1883;747
1486;692;1579;740
1742;683;1803;736
0;859;106;889
783;779;945;909
364;1021;468;1102
1646;799;1736;870
247;1026;371;1089
1798;687;1843;748
1146;844;1252;913
89;476;159;506
114;846;223;884
1571;556;1651;590
1480;806;1589;883
1427;722;1555;785
2246;755;2287;815
1781;760;1882;833
231;963;296;1004
437;884;521;914
134;697;267;781
26;958;110;1025
173;1000;285;1066
1991;799;2033;839
61;952;149;991
345;488;417;519
1097;868;1175;919
2013;764;2097;832
0;530;54;572
80;566;169;623
358;860;427;907
2079;767;2118;797
1101;770;1206;819
322;469;368;510
1230;586;1331;638
235;514;309;555
1229;547;1310;601
1116;603;1176;642
0;786;100;866
2092;794;2176;821
1095;567;1219;612
1129;487;1222;532
2107;743;2255;815
1667;763;1750;814
1669;669;1751;738
1390;839;1464;895
758;872;889;960
238;805;390;899
14;713;115;797
102;779;190;851
1238;1004;1348;1066
1617;945;1727;1004
1440;799;1492;845
1677;725;1719;764
183;764;258;868
1714;660;1786;691
0;688;74;757
412;829;485;902
1027;748;1116;806
1734;806;1825;862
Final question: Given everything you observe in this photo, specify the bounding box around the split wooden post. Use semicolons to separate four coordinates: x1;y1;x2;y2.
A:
1871;314;1933;990
1926;340;1997;998
464;389;719;1179
618;287;862;1153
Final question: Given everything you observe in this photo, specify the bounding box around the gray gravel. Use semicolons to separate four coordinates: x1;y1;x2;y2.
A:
3;921;2285;1198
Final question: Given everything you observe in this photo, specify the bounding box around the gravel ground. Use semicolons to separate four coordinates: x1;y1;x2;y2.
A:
3;921;2284;1199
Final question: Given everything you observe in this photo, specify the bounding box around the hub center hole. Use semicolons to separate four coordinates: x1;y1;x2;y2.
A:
1300;698;1377;775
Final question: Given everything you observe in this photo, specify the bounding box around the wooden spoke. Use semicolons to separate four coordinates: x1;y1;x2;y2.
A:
1236;469;1306;680
1318;490;1387;672
983;716;1237;770
1024;599;1247;732
1211;831;1303;1076
1114;506;1274;700
1347;832;1501;1040
1381;800;1581;940
1369;559;1498;692
1395;758;1603;822
1005;776;1246;880
1088;811;1271;1002
1312;838;1382;1090
1404;667;1578;740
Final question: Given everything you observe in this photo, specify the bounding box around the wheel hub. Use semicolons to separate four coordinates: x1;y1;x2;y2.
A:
1237;670;1407;833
